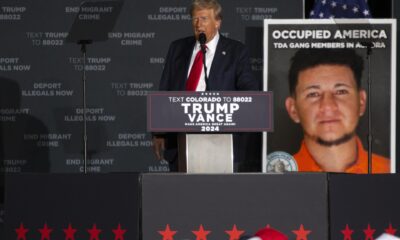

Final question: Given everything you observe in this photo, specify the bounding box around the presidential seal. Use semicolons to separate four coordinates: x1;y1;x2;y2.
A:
266;151;298;173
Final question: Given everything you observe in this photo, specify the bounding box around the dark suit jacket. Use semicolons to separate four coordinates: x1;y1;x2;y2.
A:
158;34;260;170
160;34;258;91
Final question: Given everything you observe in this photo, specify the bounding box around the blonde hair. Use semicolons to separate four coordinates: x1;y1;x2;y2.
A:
190;0;222;20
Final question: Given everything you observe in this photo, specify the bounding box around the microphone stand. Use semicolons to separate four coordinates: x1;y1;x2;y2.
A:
66;0;123;174
79;40;92;174
198;33;209;91
201;44;209;91
365;44;373;174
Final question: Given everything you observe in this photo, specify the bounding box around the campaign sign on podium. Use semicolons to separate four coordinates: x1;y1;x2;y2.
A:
147;91;273;173
147;91;273;132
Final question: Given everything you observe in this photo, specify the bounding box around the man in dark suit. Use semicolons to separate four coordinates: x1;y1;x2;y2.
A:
152;0;259;171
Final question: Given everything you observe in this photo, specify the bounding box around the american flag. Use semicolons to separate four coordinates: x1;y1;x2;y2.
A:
309;0;371;18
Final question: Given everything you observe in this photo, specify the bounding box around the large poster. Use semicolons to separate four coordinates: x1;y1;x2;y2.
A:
263;19;396;173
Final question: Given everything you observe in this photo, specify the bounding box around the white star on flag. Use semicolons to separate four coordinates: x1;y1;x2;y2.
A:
309;0;371;19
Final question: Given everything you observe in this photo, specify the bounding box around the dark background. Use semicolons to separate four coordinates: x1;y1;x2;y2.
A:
0;0;304;211
0;0;397;238
0;0;303;177
0;0;396;192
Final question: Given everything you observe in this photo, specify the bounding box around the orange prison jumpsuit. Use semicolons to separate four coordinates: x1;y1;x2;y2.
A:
294;137;390;173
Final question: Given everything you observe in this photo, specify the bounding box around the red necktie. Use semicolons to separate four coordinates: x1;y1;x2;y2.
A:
186;49;204;91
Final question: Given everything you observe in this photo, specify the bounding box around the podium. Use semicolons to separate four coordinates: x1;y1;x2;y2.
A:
147;91;273;173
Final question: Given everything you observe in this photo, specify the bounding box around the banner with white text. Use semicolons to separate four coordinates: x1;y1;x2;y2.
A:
0;0;303;175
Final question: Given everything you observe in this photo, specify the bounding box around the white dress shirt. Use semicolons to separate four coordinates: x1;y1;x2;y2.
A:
187;32;220;91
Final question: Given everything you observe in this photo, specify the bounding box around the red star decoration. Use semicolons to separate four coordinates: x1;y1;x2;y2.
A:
112;223;127;240
385;223;397;235
63;223;77;240
292;224;311;240
341;224;354;240
87;224;102;240
38;223;53;240
363;224;375;240
158;224;177;240
15;223;29;240
225;224;245;240
192;224;211;240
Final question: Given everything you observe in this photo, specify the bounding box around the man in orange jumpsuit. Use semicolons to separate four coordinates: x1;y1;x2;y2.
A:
285;48;390;173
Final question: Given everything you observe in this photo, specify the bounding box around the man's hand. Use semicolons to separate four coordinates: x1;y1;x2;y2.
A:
152;136;165;160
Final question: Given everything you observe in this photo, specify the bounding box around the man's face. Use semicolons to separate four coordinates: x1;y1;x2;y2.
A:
191;8;221;43
285;64;367;146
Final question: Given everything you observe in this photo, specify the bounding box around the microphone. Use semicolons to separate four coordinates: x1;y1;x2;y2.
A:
198;32;209;90
360;41;373;55
199;32;207;53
